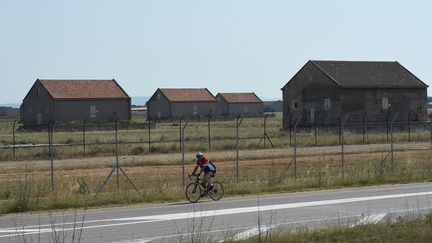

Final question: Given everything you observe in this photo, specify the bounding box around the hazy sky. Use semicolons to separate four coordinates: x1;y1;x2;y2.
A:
1;0;431;104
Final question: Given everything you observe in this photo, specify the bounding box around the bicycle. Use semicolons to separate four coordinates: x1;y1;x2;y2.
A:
185;174;224;203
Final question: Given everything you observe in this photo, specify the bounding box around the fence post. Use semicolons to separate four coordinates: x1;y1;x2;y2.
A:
49;120;56;192
258;114;274;148
294;123;297;179
408;111;412;142
264;115;267;147
314;111;317;146
429;115;432;147
48;121;51;158
208;115;211;149
114;118;120;192
289;115;292;146
82;119;86;157
386;110;390;142
181;120;189;188
236;115;243;184
97;116;140;195
341;114;350;178
362;112;366;144
390;113;398;169
148;118;151;151
338;114;342;144
293;117;301;179
12;119;17;160
179;118;182;151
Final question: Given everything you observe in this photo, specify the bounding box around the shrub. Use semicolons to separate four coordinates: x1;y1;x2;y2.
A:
131;146;144;155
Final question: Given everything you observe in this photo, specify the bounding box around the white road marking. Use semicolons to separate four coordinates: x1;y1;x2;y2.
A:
109;227;244;243
109;209;427;243
223;225;276;242
0;229;49;233
0;220;152;238
351;213;387;227
1;191;431;239
114;239;152;243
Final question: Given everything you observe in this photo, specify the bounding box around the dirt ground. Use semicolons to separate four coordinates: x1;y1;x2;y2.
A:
0;141;430;171
1;142;431;187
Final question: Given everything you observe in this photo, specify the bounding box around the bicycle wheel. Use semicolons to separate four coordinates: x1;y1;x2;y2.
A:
185;182;202;203
209;181;224;201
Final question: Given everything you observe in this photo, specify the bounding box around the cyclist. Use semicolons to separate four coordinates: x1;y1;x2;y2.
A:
191;152;215;195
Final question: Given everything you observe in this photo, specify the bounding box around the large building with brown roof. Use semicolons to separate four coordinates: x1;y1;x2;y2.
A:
216;92;263;116
21;79;131;125
147;88;217;120
282;60;428;128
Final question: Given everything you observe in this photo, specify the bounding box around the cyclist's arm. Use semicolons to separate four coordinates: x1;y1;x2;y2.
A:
192;165;200;175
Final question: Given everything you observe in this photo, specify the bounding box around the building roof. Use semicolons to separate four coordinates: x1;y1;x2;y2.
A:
38;79;129;100
310;60;428;88
217;92;262;103
159;88;216;102
263;100;282;106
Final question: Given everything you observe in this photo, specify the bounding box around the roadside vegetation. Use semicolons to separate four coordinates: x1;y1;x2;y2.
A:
229;213;432;243
1;149;431;214
0;113;431;214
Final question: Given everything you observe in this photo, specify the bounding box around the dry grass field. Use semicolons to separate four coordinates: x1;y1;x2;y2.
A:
1;143;431;214
0;114;431;214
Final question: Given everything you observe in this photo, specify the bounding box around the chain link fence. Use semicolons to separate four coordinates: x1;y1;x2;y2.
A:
0;112;431;202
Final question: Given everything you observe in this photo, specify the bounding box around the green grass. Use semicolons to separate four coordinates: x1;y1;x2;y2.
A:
230;214;432;243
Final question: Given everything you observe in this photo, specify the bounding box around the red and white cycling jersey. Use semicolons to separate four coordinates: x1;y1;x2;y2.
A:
197;156;215;171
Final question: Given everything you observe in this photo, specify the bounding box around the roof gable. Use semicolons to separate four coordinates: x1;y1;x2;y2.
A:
38;79;129;99
217;93;262;103
310;60;428;88
159;88;216;102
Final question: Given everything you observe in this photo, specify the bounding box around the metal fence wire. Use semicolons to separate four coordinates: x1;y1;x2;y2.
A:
0;112;431;193
1;113;431;161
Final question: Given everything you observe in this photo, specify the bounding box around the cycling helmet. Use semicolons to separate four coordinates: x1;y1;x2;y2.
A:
196;152;203;159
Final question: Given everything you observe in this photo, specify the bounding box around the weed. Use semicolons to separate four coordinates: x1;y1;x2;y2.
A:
131;146;144;155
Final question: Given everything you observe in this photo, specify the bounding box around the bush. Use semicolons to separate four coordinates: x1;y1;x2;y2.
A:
131;146;144;155
73;178;90;195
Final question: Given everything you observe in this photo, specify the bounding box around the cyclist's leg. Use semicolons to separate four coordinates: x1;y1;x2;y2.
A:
203;172;211;189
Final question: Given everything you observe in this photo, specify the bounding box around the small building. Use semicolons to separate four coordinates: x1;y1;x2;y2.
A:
21;79;131;125
216;92;263;116
263;100;283;113
147;88;217;120
281;60;428;129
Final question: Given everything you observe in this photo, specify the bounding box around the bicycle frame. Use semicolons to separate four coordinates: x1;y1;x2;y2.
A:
186;173;223;203
188;173;207;184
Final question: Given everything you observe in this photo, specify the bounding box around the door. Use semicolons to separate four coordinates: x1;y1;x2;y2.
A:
309;108;315;124
37;113;42;125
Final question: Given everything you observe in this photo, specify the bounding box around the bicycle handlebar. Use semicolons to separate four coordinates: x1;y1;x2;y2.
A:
188;173;201;181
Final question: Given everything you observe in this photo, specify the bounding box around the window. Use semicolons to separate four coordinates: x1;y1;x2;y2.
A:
157;93;161;100
157;111;162;118
244;106;249;114
90;105;98;118
292;100;298;110
193;105;199;115
382;97;389;110
324;98;331;111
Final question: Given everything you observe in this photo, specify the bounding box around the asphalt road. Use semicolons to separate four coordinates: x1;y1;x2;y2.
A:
1;183;432;242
